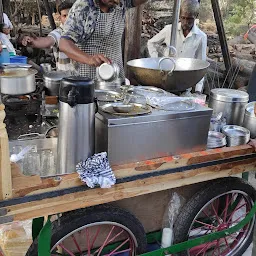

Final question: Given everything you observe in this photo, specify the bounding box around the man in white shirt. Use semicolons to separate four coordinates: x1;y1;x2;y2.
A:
3;13;13;30
147;0;207;92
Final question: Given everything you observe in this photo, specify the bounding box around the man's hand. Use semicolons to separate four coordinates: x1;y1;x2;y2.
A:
87;54;111;67
21;36;35;47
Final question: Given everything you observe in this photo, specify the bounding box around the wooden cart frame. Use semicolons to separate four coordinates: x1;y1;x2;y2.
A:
1;142;256;255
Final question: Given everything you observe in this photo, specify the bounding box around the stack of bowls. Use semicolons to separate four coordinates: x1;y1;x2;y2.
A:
222;125;250;147
207;131;227;149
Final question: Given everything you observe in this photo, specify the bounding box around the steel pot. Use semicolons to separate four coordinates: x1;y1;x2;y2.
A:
208;88;249;126
43;71;69;96
243;102;256;138
0;68;37;95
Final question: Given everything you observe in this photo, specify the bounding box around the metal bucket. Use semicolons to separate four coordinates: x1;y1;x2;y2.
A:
243;102;256;138
208;89;249;126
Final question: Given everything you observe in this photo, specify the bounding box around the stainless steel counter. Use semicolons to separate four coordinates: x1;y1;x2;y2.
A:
96;104;212;165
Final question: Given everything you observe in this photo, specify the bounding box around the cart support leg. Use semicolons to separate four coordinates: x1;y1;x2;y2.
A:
242;172;249;181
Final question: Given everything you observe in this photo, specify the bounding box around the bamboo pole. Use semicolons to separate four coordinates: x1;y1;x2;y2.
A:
0;104;12;200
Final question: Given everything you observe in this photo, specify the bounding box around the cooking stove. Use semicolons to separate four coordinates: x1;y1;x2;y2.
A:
2;82;44;140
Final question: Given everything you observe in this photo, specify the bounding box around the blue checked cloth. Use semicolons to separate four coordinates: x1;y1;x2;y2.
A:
76;152;116;188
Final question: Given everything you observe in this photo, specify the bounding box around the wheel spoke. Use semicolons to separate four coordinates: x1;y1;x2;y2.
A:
86;228;91;255
223;194;232;222
104;248;132;256
96;226;115;256
58;244;76;256
211;239;220;256
194;242;211;256
71;235;83;255
90;227;101;249
220;193;236;219
226;200;246;224
226;202;247;222
228;212;248;225
223;237;231;252
211;202;221;224
194;220;216;230
106;238;130;256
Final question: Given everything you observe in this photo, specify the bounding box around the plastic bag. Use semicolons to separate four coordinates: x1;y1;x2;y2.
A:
0;220;32;256
147;96;195;112
161;192;185;248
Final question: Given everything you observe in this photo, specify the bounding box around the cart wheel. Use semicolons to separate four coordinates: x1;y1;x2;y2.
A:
26;205;147;255
173;177;256;256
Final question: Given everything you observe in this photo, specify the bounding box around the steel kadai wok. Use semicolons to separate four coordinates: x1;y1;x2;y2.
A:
127;57;210;92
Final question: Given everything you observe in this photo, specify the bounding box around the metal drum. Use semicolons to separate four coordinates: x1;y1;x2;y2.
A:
243;102;256;138
208;89;249;126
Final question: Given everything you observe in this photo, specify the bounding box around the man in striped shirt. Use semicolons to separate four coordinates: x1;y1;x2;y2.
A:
21;2;73;71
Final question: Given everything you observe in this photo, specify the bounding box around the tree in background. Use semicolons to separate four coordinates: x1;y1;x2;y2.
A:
224;0;256;36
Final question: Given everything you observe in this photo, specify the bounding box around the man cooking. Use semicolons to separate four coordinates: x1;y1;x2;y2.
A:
147;0;207;93
21;2;73;71
59;0;148;80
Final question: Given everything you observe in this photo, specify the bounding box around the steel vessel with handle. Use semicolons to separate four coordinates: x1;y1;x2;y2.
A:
127;57;209;92
0;68;37;95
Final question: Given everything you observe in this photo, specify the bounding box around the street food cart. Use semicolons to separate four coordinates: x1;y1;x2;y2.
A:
0;58;255;256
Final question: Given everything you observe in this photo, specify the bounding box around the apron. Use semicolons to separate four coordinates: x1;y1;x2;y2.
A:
77;7;125;80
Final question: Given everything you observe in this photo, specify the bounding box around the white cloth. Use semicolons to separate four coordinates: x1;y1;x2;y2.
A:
0;32;16;54
147;22;207;92
3;13;13;29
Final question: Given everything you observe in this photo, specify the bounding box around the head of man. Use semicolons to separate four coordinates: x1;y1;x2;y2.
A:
99;0;120;10
58;2;73;25
1;24;10;35
180;0;200;32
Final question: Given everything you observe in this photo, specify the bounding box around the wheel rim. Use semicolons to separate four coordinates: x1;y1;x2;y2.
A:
51;221;138;256
187;190;255;256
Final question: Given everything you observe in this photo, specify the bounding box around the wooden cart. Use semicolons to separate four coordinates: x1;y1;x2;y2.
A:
0;105;256;255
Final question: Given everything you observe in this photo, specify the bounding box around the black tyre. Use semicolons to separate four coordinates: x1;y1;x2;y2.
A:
26;204;147;255
173;177;256;256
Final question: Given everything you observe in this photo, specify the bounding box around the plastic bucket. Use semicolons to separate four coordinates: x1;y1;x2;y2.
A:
10;56;28;64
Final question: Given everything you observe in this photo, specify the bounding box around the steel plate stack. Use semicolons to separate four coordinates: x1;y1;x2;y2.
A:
207;131;227;149
222;125;250;147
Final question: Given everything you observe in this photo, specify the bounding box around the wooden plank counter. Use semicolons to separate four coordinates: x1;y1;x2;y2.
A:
0;144;256;224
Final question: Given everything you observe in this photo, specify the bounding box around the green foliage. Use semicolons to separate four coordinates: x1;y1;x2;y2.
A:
198;0;256;38
224;0;256;37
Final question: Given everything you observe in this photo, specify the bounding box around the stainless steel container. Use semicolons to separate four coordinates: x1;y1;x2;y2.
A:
40;63;52;73
95;78;122;91
96;63;120;82
208;89;249;125
96;104;212;165
243;102;256;138
43;71;69;96
57;77;95;174
222;125;250;147
0;68;37;95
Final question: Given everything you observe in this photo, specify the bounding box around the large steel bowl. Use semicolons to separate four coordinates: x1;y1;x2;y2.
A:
127;58;210;92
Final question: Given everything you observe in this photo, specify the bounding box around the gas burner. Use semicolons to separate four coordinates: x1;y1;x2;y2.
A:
2;84;44;139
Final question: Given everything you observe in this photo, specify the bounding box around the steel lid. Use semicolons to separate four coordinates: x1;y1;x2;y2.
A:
43;71;69;81
210;88;249;103
245;101;256;117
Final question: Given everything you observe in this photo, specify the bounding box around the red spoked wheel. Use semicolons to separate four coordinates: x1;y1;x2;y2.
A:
173;177;255;256
26;205;147;256
51;222;137;255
